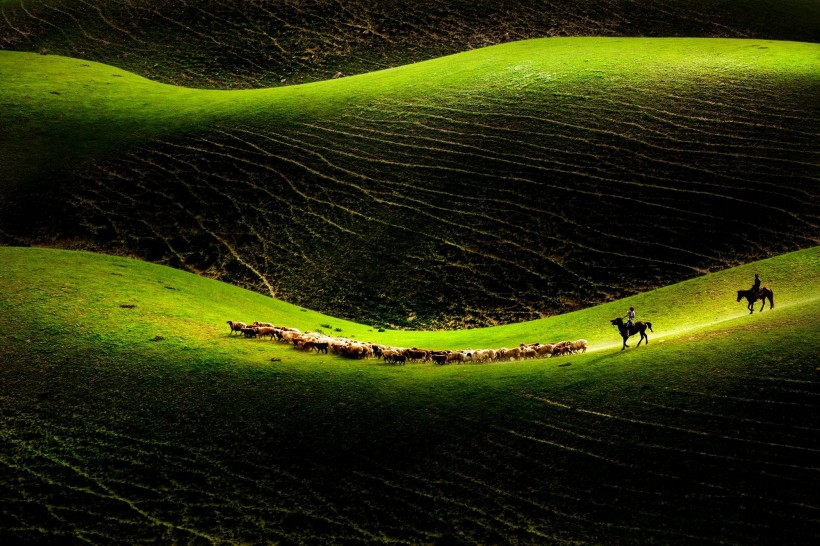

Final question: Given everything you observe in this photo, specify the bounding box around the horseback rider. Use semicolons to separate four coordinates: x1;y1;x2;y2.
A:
625;306;635;336
751;274;761;298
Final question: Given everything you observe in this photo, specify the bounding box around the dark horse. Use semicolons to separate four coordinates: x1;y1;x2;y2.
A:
737;287;774;314
610;317;653;350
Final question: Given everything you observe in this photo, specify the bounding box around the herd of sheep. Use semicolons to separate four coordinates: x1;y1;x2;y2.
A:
227;320;588;364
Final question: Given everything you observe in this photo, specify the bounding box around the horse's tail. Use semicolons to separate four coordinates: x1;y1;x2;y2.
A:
646;321;653;332
769;289;774;308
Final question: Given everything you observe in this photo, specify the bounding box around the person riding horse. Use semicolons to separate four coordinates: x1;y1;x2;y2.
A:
625;306;635;336
751;274;761;298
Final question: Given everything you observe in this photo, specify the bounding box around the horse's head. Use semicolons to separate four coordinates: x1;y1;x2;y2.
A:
610;318;622;326
736;290;743;302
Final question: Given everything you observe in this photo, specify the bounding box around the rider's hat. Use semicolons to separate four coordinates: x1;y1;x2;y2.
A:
629;306;634;310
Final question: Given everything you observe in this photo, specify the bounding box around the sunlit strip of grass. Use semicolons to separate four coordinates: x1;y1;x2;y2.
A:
2;38;818;187
1;246;817;359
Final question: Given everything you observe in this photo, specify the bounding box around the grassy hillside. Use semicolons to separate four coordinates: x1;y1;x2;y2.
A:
2;38;818;328
1;0;818;89
1;246;818;544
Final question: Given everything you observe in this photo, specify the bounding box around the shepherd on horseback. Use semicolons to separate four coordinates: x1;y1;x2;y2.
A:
624;305;635;336
751;273;761;298
610;316;653;351
737;273;774;314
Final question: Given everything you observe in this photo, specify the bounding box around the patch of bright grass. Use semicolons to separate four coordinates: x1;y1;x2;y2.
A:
1;246;818;543
2;37;817;187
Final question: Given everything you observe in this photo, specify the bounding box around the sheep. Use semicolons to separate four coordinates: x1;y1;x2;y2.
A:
226;318;587;367
521;347;538;360
405;348;428;362
431;353;448;365
391;354;407;365
256;326;276;340
572;339;588;354
370;344;387;359
536;344;554;358
340;344;366;359
552;341;573;356
281;331;300;343
446;351;466;364
382;349;399;364
227;320;247;335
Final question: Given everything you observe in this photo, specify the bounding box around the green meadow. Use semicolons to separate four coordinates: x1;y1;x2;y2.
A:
2;37;817;186
1;246;818;543
2;38;817;330
1;5;819;542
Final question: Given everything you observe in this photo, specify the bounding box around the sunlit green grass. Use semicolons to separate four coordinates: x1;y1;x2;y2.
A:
2;37;818;187
2;245;817;367
2;247;818;542
1;245;818;449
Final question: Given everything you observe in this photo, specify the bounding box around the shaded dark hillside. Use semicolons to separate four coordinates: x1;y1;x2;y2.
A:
1;0;818;89
3;56;817;329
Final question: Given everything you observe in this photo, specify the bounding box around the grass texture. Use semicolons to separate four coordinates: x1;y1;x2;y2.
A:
2;37;817;186
1;0;818;89
1;246;818;543
2;38;817;328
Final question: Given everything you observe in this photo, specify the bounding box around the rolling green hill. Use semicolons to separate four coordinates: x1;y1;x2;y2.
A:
3;3;819;543
1;0;818;89
2;38;819;328
1;246;818;544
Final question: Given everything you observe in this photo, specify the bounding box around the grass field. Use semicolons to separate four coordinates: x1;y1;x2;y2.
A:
2;37;818;328
2;3;819;543
2;0;818;89
1;246;818;543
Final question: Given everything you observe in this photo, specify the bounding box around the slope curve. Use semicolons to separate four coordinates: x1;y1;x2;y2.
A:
1;246;819;544
0;0;818;89
1;38;819;328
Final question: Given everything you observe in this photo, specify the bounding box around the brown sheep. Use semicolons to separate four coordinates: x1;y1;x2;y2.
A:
446;352;466;364
256;326;276;340
536;344;554;357
405;348;429;362
392;354;407;365
381;349;400;364
227;321;247;335
431;353;448;365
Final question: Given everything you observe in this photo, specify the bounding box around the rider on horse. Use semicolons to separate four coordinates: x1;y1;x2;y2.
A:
751;274;761;298
625;306;635;336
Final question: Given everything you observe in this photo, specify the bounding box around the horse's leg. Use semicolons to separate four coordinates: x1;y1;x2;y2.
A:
622;333;628;350
759;299;766;312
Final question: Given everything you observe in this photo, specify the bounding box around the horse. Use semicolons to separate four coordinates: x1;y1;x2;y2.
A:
610;317;653;350
737;287;774;314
